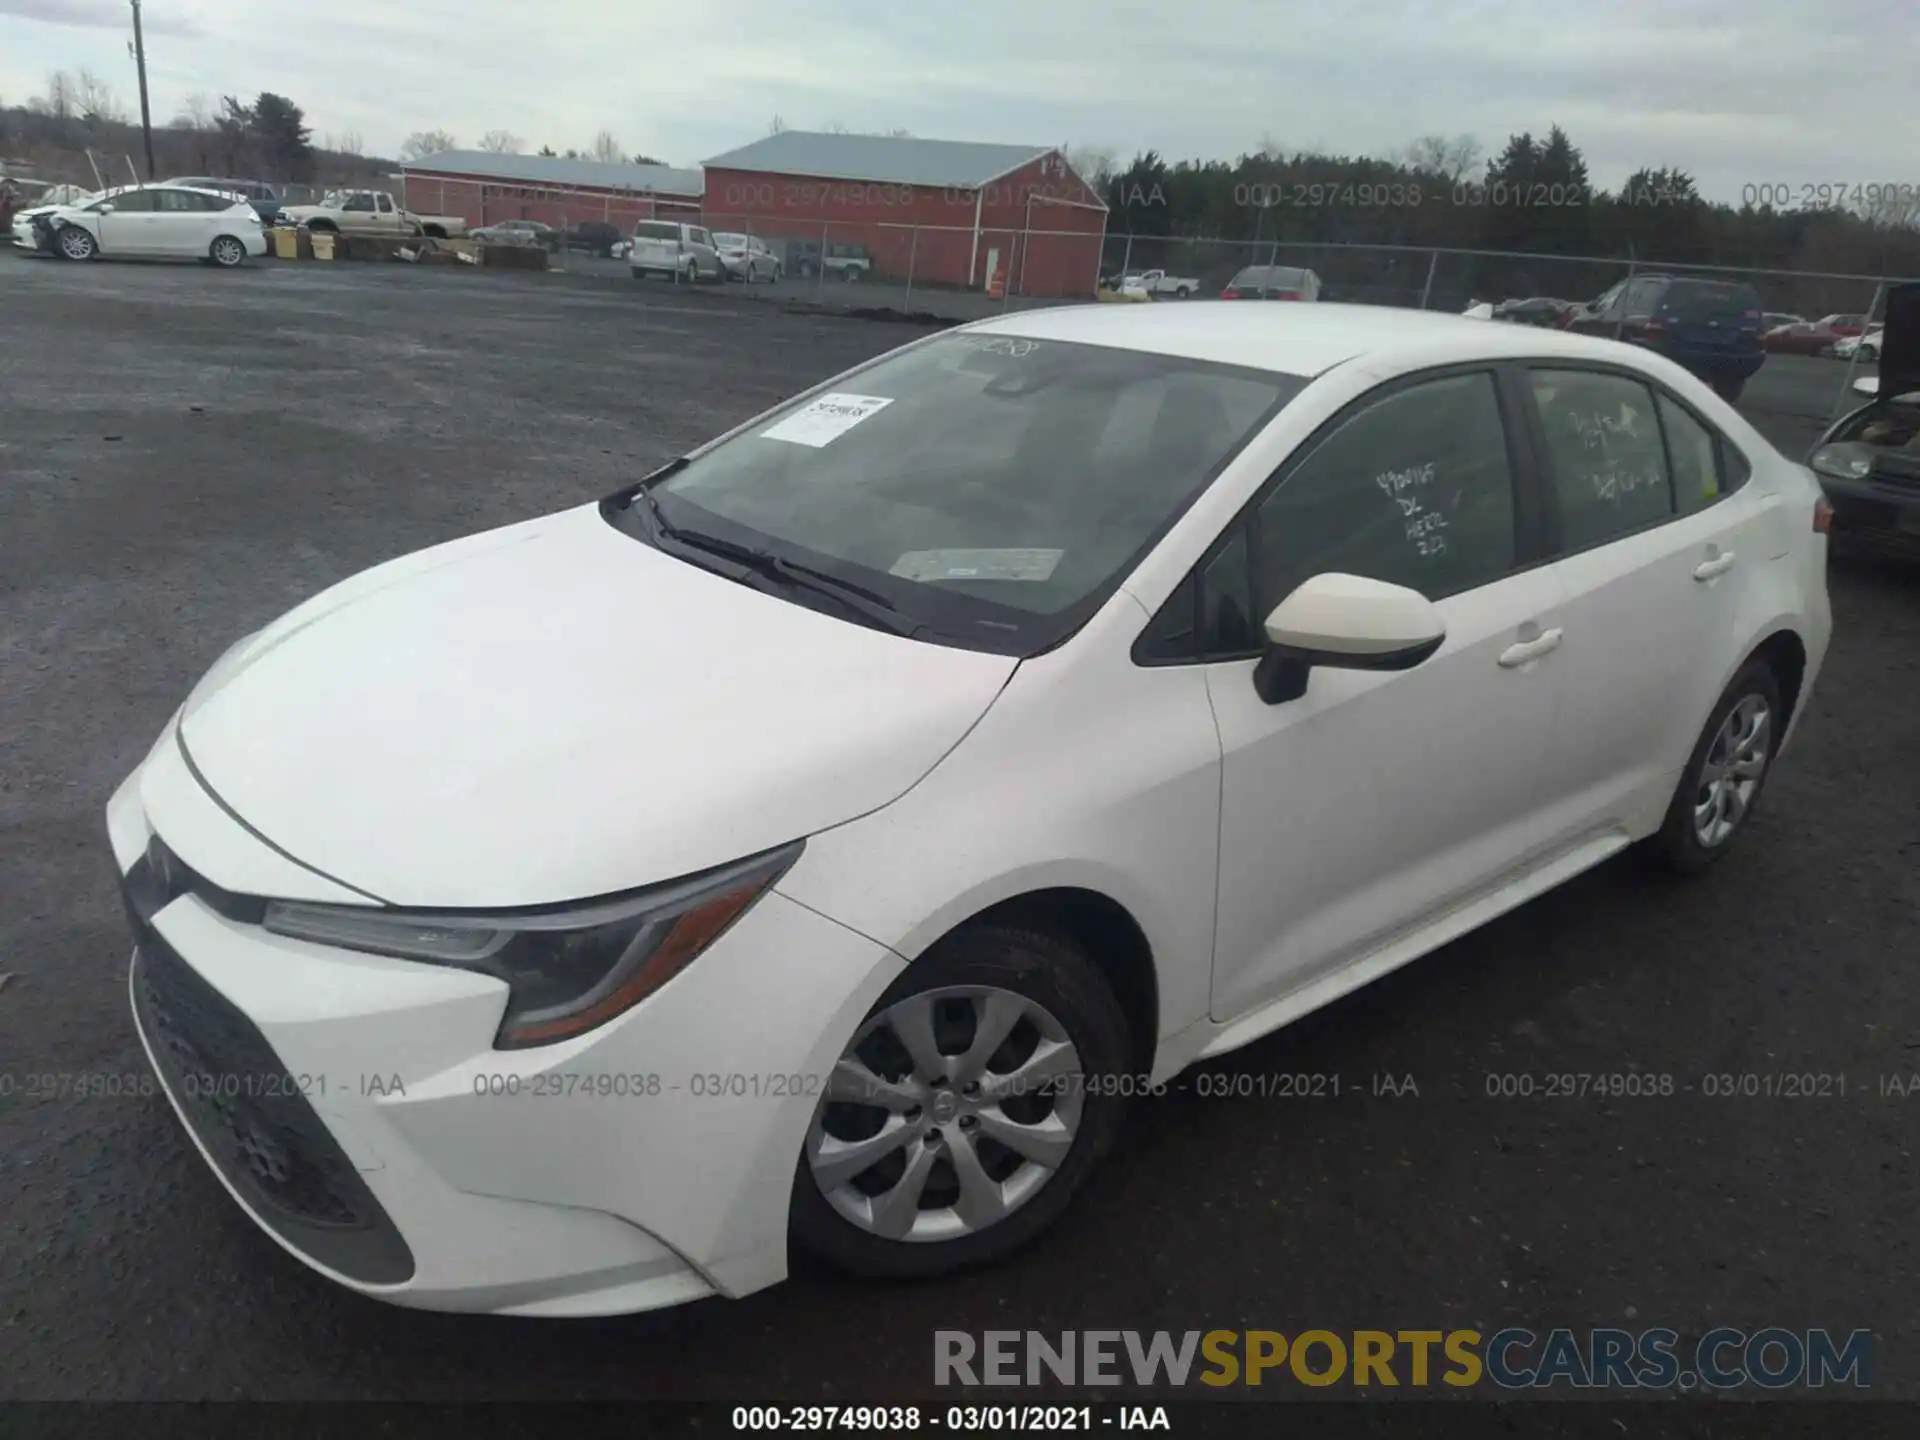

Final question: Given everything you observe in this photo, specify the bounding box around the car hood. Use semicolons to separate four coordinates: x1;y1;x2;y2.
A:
178;503;1018;908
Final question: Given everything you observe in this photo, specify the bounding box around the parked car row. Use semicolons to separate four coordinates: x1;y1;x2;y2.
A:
623;223;873;286
1466;277;1766;401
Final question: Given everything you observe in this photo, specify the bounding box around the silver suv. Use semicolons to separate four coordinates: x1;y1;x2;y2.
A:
629;220;723;284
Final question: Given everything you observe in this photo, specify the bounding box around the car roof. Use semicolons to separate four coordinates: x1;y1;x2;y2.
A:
963;301;1704;379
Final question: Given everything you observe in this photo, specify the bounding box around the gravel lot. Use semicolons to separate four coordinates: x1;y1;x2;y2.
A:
1;254;1915;1404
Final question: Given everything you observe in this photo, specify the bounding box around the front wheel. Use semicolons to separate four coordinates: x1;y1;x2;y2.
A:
1647;660;1782;874
1712;376;1746;403
57;225;97;261
790;924;1131;1279
209;235;247;268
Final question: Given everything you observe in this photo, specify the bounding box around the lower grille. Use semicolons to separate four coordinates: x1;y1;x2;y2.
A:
132;933;415;1285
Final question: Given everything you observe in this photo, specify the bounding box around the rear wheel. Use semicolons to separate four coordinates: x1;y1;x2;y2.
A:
57;225;97;261
790;924;1132;1279
1647;659;1782;874
209;235;247;268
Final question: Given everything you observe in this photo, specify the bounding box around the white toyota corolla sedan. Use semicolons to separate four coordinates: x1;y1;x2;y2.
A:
113;303;1831;1316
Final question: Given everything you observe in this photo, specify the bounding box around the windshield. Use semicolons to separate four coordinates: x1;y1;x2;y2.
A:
714;233;747;247
625;333;1303;655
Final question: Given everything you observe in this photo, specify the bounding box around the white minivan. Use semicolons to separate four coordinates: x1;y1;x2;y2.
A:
629;220;724;284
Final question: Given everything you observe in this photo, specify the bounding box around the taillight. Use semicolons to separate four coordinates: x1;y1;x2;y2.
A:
1813;498;1833;534
1220;289;1239;299
1275;291;1301;301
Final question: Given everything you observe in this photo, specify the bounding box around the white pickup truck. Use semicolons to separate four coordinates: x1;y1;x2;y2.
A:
278;189;466;239
1122;268;1201;298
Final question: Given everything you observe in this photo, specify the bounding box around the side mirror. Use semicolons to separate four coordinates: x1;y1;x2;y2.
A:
97;203;115;215
1252;573;1447;705
1852;377;1879;396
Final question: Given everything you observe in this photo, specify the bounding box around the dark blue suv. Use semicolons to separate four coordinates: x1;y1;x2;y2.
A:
1566;275;1766;401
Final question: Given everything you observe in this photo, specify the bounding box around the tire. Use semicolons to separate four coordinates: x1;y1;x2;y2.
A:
1712;376;1746;403
790;923;1132;1280
1646;659;1783;874
209;235;247;268
1175;285;1192;298
57;225;97;261
631;267;643;281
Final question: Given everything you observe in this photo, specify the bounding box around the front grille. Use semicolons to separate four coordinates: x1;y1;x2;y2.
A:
127;871;415;1285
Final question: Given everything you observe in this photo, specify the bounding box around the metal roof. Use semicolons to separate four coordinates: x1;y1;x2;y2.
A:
400;150;704;197
702;131;1060;191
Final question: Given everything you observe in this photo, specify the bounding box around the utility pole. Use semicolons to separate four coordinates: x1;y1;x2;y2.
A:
129;0;156;179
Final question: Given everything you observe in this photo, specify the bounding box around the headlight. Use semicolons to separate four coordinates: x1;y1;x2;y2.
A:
1808;443;1874;482
261;841;802;1049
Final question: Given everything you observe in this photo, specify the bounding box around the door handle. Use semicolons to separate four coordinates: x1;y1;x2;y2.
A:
1693;551;1737;581
1498;628;1564;668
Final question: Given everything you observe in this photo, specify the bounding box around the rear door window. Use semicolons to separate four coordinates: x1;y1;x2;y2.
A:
1657;394;1725;515
1526;369;1674;549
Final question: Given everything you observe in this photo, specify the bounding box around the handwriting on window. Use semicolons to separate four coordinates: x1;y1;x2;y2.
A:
1375;461;1448;558
1568;407;1664;505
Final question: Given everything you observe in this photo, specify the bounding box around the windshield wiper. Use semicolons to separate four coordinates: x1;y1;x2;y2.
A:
630;484;922;638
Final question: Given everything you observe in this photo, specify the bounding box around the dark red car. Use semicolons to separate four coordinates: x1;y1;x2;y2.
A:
1764;314;1868;355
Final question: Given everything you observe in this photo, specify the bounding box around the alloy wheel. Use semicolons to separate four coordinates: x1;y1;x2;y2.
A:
1693;694;1771;847
212;237;245;267
806;985;1085;1243
59;227;95;260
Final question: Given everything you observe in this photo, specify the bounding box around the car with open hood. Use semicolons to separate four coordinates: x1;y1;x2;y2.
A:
1807;283;1920;555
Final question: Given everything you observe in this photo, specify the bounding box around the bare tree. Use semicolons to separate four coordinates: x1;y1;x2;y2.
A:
335;131;364;157
1399;133;1483;181
1063;144;1117;187
589;130;623;163
1851;185;1920;230
479;129;523;154
72;69;125;124
40;70;76;120
169;92;215;130
767;113;786;135
399;129;457;161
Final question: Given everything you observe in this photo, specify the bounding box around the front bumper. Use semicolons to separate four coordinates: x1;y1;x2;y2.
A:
11;215;53;252
110;735;904;1315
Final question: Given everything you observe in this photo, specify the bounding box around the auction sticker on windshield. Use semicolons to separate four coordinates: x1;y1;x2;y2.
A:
760;393;894;448
890;548;1065;582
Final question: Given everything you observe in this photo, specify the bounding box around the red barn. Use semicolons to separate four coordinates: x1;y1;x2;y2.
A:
701;131;1107;298
397;150;704;234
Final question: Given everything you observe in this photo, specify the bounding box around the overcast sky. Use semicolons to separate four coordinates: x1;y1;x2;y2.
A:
3;0;1913;204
